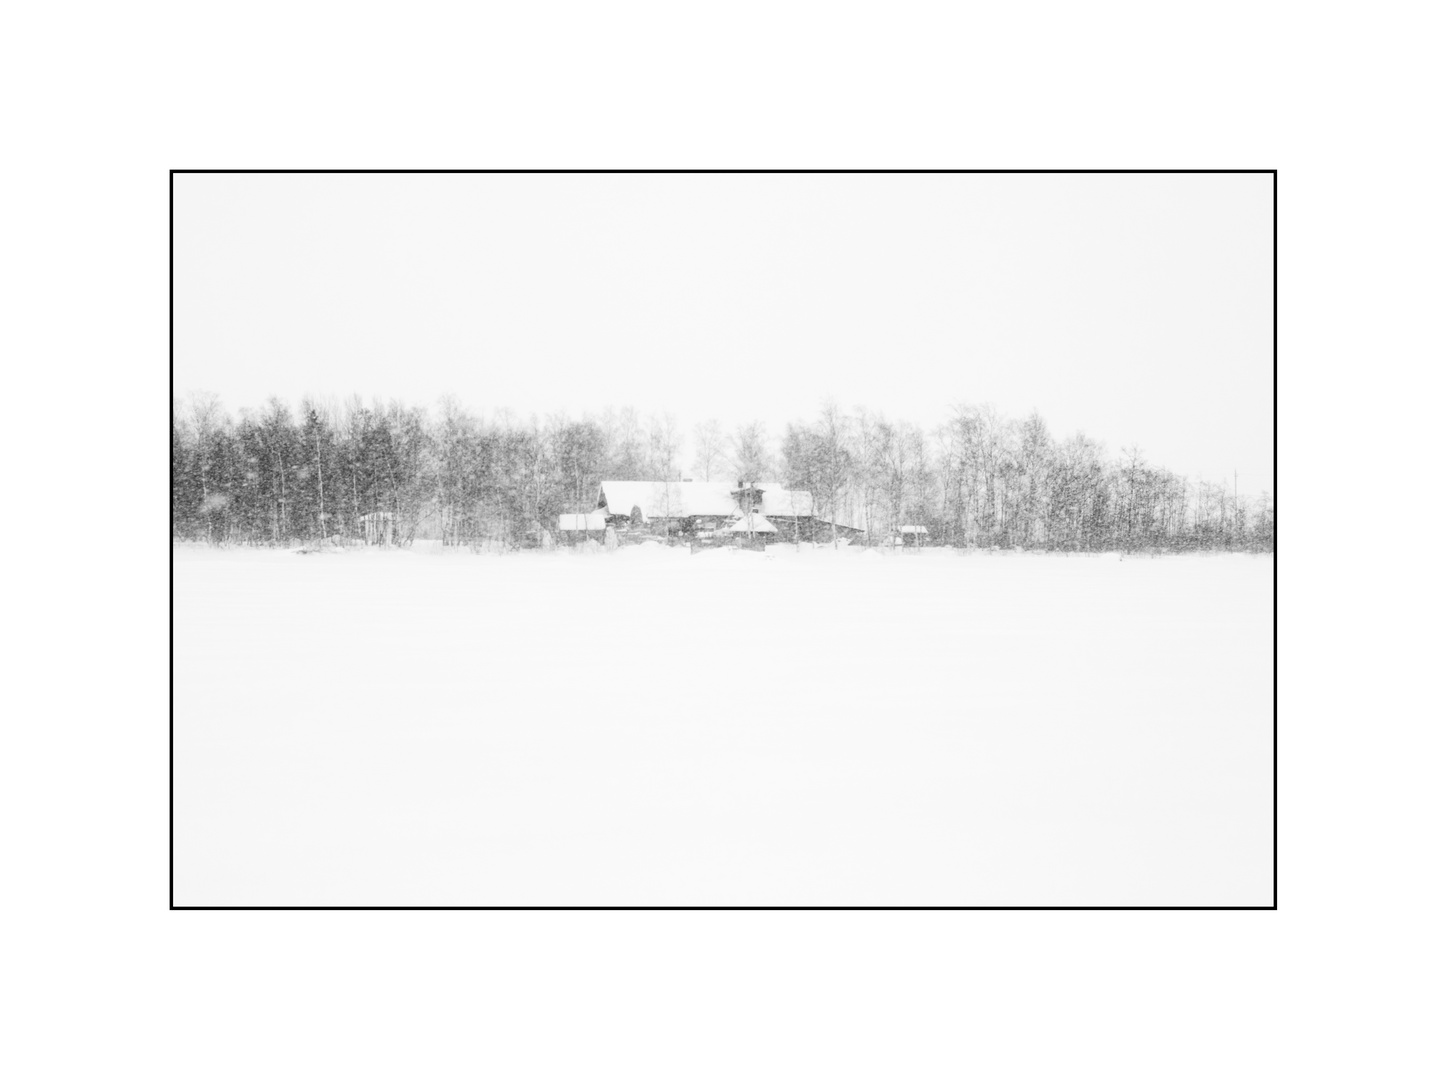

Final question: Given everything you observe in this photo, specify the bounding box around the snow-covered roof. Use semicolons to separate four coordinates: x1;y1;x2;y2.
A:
597;481;738;520
596;480;811;520
558;512;607;531
897;525;929;534
727;511;778;534
757;484;815;517
811;497;869;532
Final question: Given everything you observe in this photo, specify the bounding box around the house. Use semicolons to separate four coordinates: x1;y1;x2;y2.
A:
596;480;736;535
593;479;820;542
584;479;871;545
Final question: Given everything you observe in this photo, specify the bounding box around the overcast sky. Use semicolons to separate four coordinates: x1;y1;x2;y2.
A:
174;172;1273;495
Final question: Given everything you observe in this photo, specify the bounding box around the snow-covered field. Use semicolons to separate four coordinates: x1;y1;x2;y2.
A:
173;544;1273;906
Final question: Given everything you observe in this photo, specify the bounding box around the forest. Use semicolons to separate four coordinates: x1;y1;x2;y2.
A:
171;394;1274;553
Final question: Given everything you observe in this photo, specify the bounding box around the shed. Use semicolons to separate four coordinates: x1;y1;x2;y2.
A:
558;512;607;532
896;524;929;548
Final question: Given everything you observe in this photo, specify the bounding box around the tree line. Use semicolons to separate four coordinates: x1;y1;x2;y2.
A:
172;394;1274;552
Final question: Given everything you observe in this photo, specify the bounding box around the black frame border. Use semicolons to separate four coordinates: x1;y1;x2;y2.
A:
172;167;1279;909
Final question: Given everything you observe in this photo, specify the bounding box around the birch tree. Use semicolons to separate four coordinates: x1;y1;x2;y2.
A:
692;418;726;480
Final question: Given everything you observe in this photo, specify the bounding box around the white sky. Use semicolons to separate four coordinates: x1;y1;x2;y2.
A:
174;172;1273;495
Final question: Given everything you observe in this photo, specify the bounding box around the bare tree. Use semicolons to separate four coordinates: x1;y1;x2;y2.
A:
817;402;851;547
189;391;225;542
170;394;1270;555
612;407;647;478
648;413;682;480
692;418;725;480
648;412;682;543
729;421;773;481
524;414;549;542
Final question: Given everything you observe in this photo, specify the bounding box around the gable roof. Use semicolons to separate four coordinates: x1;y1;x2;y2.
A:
727;511;778;533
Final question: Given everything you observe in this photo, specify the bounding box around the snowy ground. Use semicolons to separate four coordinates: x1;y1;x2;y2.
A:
173;544;1274;906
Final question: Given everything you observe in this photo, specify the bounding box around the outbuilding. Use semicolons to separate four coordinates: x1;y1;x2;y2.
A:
558;512;607;544
896;524;929;548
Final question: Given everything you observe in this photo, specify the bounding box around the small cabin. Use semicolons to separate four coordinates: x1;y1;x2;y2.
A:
895;524;929;548
557;512;607;546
